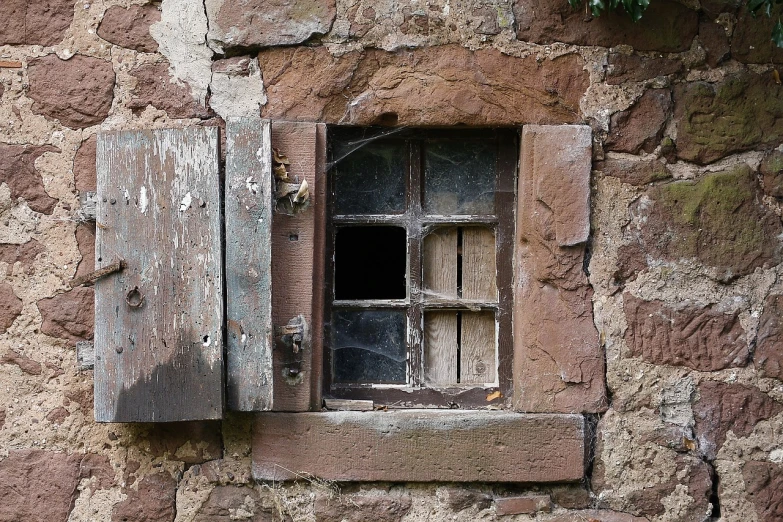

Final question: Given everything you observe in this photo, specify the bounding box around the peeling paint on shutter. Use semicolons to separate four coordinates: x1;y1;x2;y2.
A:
94;127;223;422
225;117;274;411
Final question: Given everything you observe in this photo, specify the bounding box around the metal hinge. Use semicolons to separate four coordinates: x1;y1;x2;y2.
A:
276;315;308;380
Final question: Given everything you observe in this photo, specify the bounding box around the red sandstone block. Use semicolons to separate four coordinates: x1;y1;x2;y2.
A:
495;495;551;515
252;411;585;483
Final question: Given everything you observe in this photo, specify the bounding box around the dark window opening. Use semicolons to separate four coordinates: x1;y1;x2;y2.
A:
334;226;407;300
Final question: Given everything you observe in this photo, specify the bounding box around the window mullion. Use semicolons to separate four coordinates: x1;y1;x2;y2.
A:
408;140;424;387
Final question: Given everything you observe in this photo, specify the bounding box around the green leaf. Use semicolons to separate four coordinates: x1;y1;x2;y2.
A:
568;0;582;8
773;18;783;47
589;0;606;16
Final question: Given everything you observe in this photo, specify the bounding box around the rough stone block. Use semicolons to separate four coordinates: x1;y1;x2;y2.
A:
258;45;588;125
742;461;783;521
0;450;80;522
0;240;44;275
699;19;730;68
693;381;782;459
0;283;22;334
97;5;160;53
253;411;585;482
0;144;59;215
37;287;95;343
111;472;176;522
207;0;336;50
314;494;412;522
46;406;69;424
599;156;672;187
0;0;74;46
494;495;551;515
0;349;42;375
629;165;783;280
513;0;698;52
521;125;592;246
623;294;748;371
193;486;281;522
128;62;213;119
514;125;605;413
674;72;783;164
27;55;115;129
756;294;783;380
605;89;672;154
761;150;783;198
74;223;95;280
438;487;492;511
73;135;97;193
606;52;683;85
731;5;783;64
514;283;605;412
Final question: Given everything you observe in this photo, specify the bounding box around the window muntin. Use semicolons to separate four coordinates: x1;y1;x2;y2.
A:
325;128;517;407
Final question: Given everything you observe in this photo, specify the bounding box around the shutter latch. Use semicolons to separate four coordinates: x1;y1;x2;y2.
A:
277;315;308;380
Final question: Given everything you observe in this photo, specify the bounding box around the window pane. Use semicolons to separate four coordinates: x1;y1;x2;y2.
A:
332;309;407;384
334;226;407;300
333;141;406;214
423;140;496;215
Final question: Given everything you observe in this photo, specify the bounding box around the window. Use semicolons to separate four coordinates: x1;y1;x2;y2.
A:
323;128;517;407
92;120;603;430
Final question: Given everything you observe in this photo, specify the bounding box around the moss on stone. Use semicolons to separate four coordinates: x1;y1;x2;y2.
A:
647;165;781;278
674;73;783;164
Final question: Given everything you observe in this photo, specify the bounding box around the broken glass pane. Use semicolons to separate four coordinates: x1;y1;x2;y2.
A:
332;309;407;384
333;141;406;214
334;226;407;300
423;140;496;215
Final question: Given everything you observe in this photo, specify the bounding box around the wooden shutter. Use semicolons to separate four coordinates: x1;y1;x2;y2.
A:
94;128;223;422
225;117;274;411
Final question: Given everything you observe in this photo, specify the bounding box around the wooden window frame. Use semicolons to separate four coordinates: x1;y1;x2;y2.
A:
321;127;518;408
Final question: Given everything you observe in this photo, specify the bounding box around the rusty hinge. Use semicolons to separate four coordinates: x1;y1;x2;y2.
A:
276;315;308;381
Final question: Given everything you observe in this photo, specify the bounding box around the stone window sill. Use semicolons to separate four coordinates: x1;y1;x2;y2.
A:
252;411;585;483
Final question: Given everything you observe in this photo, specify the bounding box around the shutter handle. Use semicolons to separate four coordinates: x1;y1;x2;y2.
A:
276;315;308;378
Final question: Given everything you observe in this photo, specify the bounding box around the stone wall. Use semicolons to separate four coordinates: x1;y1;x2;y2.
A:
1;0;782;521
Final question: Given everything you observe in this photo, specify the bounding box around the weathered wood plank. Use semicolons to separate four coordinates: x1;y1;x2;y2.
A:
422;227;458;300
424;311;458;385
225;118;274;411
460;311;496;384
253;411;585;482
462;227;497;301
271;121;324;411
323;399;374;411
94;128;223;422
